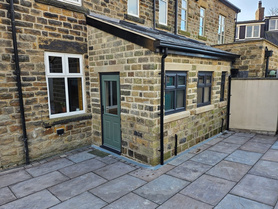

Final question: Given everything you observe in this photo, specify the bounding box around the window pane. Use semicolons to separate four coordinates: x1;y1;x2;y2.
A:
48;78;66;114
159;0;167;24
181;10;186;20
181;20;186;31
105;81;118;115
182;0;187;9
270;20;275;30
178;76;186;85
128;0;138;16
176;90;185;108
246;26;252;37
165;91;174;111
206;76;211;84
198;76;204;84
68;78;83;112
200;8;204;16
204;87;210;103
197;87;203;104
68;58;80;73
166;76;175;86
254;25;259;37
49;56;62;73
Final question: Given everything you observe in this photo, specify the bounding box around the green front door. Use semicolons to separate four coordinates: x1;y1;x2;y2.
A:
101;74;121;152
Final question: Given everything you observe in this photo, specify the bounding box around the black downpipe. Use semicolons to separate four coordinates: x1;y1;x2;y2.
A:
10;0;30;164
174;0;178;34
160;48;168;165
153;0;156;29
226;75;232;131
174;134;178;156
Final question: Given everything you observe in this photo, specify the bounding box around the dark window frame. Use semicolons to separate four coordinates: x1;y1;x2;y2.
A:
220;72;226;101
197;71;212;107
165;71;187;115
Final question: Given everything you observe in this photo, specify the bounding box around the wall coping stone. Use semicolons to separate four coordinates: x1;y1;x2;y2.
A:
164;110;190;123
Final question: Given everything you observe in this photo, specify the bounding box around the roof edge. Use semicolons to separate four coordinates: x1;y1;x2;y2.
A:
219;0;241;13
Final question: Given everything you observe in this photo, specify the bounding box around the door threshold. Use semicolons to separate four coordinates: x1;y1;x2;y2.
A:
100;145;121;155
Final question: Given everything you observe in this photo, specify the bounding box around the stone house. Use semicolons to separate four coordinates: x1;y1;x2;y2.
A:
215;1;278;77
0;0;240;168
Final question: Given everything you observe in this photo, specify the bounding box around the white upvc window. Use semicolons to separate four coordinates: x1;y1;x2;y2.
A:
181;0;187;31
269;19;278;31
235;26;239;39
45;52;85;119
199;7;205;36
218;15;225;44
128;0;139;17
58;0;81;6
159;0;167;25
246;25;260;38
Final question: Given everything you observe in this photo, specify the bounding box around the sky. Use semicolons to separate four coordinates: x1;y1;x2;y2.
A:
228;0;278;21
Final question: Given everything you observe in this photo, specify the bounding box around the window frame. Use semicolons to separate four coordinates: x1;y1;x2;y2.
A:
245;24;260;38
220;72;226;101
45;52;86;119
199;7;205;36
180;0;188;31
269;19;278;31
127;0;139;17
159;0;168;25
165;71;187;115
57;0;81;6
197;71;212;107
218;15;225;44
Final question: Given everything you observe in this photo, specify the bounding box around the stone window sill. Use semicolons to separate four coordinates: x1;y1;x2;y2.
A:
124;14;145;24
178;30;190;37
196;104;214;114
198;35;207;41
156;23;171;31
164;110;190;123
42;113;92;128
35;0;89;14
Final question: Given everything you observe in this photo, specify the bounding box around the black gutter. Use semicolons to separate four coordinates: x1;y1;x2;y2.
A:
153;0;156;29
174;0;178;34
160;48;168;165
219;0;241;13
10;0;30;164
226;75;231;130
234;13;237;42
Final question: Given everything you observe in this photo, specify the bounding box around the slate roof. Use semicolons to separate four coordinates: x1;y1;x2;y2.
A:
265;31;278;46
86;13;239;61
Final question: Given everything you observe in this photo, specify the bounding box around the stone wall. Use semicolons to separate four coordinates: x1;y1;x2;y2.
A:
214;39;278;77
0;0;92;169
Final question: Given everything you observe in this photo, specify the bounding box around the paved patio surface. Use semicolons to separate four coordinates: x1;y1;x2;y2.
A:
1;131;278;209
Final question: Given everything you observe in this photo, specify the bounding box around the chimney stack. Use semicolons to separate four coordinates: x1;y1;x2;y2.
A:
255;1;265;21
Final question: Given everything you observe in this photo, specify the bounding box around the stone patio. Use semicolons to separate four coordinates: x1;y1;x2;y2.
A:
0;131;278;209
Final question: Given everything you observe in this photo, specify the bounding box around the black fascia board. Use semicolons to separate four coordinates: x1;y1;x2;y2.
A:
219;0;241;13
158;42;240;61
86;16;159;51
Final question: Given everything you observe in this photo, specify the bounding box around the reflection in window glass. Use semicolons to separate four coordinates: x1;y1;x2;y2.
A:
246;26;252;37
254;25;259;37
49;78;66;114
68;78;83;112
197;72;212;107
176;90;185;108
49;56;62;73
178;76;186;85
181;0;187;31
270;20;276;30
105;81;118;115
159;0;167;25
166;76;175;86
69;58;80;73
165;91;174;111
199;7;205;36
128;0;139;16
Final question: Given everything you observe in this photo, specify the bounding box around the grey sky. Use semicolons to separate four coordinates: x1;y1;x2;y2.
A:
228;0;278;21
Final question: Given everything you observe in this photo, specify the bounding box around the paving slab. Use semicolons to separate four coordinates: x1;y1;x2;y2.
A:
262;149;278;162
59;158;106;178
208;142;241;154
225;150;262;165
180;174;235;206
231;174;278;206
271;141;278;150
233;132;256;138
94;161;136;180
49;172;107;201
90;174;146;203
168;153;195;166
0;187;16;206
102;193;158;209
129;164;174;182
240;141;272;153
0;190;60;209
215;194;272;209
0;170;31;188
26;158;74;177
249;160;278;180
206;160;251;182
134;174;189;204
95;156;119;164
50;192;107;209
222;135;250;145
157;193;213;209
205;137;224;145
167;160;211;182
249;135;278;145
10;171;69;198
189;144;211;155
66;151;96;163
190;150;228;166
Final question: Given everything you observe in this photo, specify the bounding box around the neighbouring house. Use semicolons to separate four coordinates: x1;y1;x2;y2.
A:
215;1;278;77
0;0;240;168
